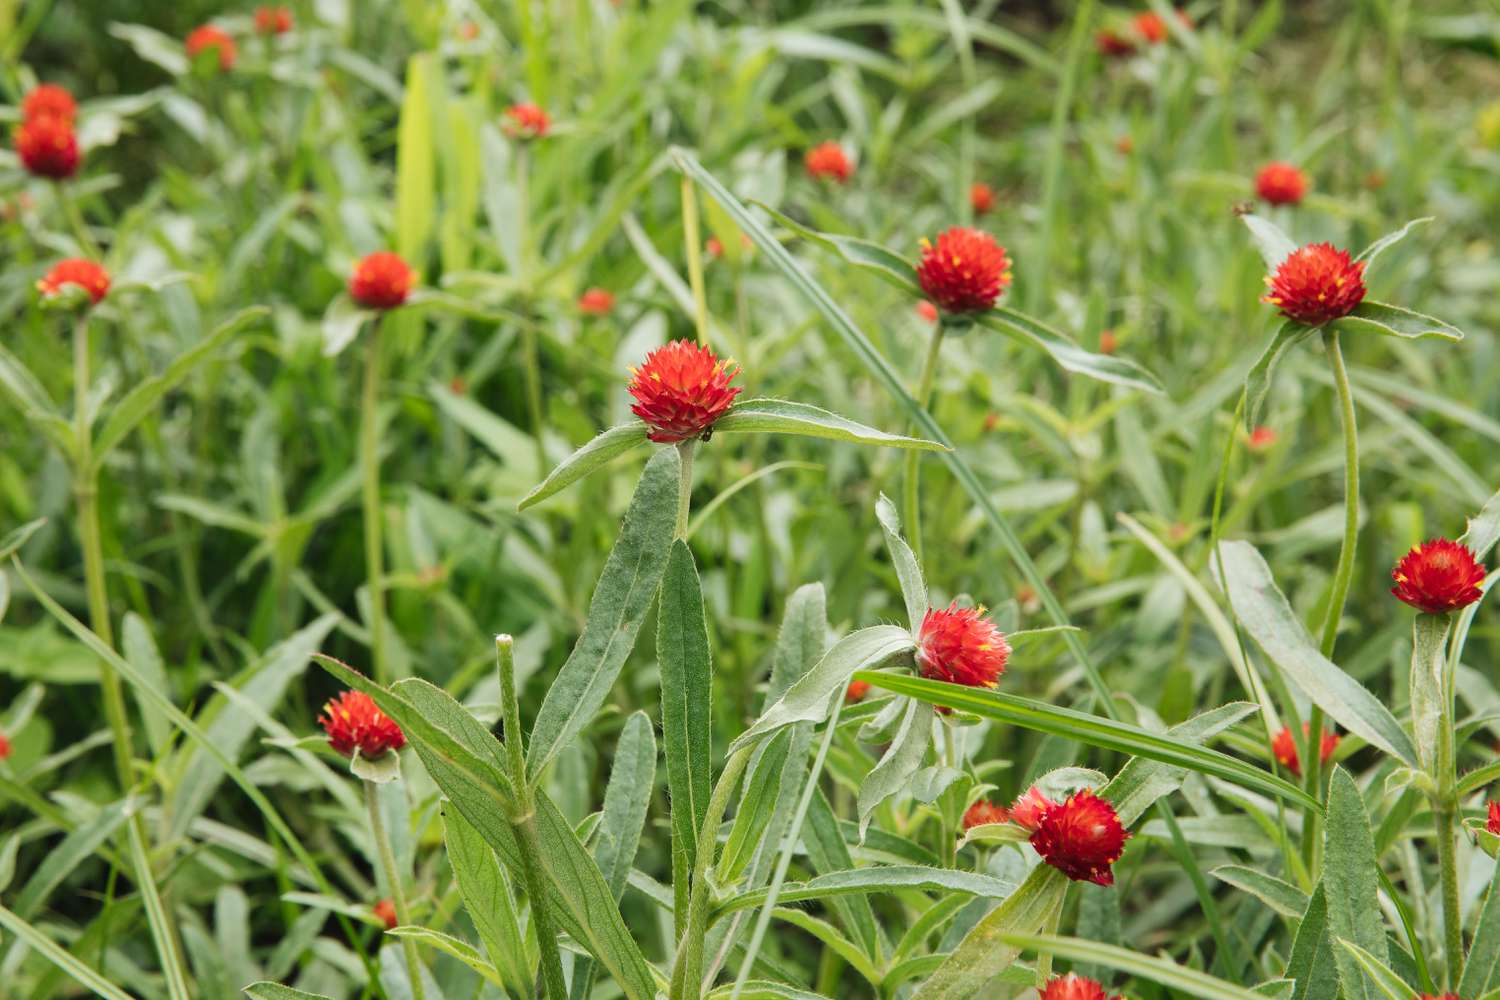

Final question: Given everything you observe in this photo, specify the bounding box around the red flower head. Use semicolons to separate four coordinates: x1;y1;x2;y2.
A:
916;300;939;324
705;236;725;260
186;26;237;71
1488;801;1500;836
373;899;398;930
1271;724;1340;777
1030;789;1131;885
1098;329;1117;355
917;227;1012;314
1248;425;1277;451
255;6;293;34
22;84;77;125
970;182;996;215
1040;973;1121;1000
1416;995;1463;1000
1134;11;1169;42
962;798;1009;830
627;340;742;444
1255;161;1309;206
0;729;10;761
1096;30;1136;56
845;679;871;703
319;690;406;759
1115;134;1134;155
14;116;79;179
1262;242;1366;327
1007;785;1058;832
1391;538;1487;615
578;287;614;316
917;602;1010;689
38;259;110;304
804;141;853;183
349;251;415;310
503;103;550;139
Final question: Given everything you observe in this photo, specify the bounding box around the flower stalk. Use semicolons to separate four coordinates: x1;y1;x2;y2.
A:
364;778;426;1000
360;316;389;683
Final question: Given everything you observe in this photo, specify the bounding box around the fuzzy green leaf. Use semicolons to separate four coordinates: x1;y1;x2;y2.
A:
518;423;651;511
713;398;948;451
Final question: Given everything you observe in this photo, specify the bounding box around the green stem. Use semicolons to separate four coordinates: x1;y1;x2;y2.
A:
365;780;426;1000
361;318;389;683
57;182;102;259
903;322;945;567
682;174;711;344
675;441;696;540
496;635;527;796
1435;801;1464;984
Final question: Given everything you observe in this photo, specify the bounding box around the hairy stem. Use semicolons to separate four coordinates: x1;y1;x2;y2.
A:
360;318;389;682
365;779;426;1000
676;441;696;540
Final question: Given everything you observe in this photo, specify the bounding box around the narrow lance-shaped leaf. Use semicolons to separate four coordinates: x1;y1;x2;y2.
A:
1288;884;1340;1000
444;811;532;1000
1322;767;1389;1000
976;308;1165;395
1458;851;1500;996
1337;939;1411;1000
716;865;1021;918
754;203;920;294
856;698;933;835
1243;321;1315;430
1356;217;1431;269
712;398;947;451
518;423;652;511
1242;213;1298;271
875;494;928;633
1334;301;1464;343
998;933;1269;1000
1461;486;1500;562
1211;866;1310;919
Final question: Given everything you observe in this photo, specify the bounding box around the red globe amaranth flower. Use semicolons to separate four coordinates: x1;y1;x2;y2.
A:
970;182;996;215
1271;724;1340;777
1488;801;1500;836
1030;789;1131;885
503;103;549;139
1248;426;1277;451
962;799;1008;830
845;679;870;703
1262;243;1366;327
38;259;110;304
22;84;77;125
1391;539;1487;615
578;287;614;316
1039;973;1121;1000
186;26;237;70
349;252;415;310
1255;162;1309;206
373;899;398;930
14;116;79;179
1416;995;1463;1000
255;6;293;34
804;141;853;183
916;300;939;324
1007;785;1058;832
627;340;742;443
0;729;10;761
1135;9;1190;42
1098;329;1117;355
917;602;1010;689
319;690;407;759
1096;30;1135;56
916;228;1012;314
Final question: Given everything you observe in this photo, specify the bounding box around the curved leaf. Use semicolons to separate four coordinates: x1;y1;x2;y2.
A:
756;204;919;294
713;398;947;451
716;865;1020;918
1334;301;1464;342
998;933;1268;1000
1241;214;1297;271
1242;321;1315;430
518;423;651;510
977;308;1165;395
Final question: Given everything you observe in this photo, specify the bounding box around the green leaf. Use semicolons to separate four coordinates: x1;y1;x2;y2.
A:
803;791;882;959
1100;702;1258;825
716;865;1021;918
765;583;828;709
1408;615;1452;773
1242;214;1298;271
719;727;793;885
595;711;655;899
518;424;651;510
1461;486;1500;562
395;54;436;261
875;494;928;633
320;294;370;358
14;796;136;918
998;933;1269;1000
1459;850;1500;996
0;904;135;1000
755;203;920;294
527;447;681;777
706;982;832;1000
430;382;540;480
713;398;947;452
1333;301;1464;342
977;308;1165;395
386;926;504;986
862;675;1317;812
857;699;934;833
121;613;173;757
1356;217;1431;269
1323;768;1389;1000
1211;865;1310;918
658;540;713;926
1243;321;1315;429
443;811;532;999
1215;540;1420;766
1337;939;1413;1000
1288;885;1340;1000
0;519;47;561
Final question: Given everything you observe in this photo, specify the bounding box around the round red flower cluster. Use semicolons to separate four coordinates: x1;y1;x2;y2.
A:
255;6;294;35
916;227;1012;314
22;84;76;125
38;259;111;304
627;340;742;444
969;182;995;215
14;83;81;180
1390;538;1486;615
845;679;871;703
917;602;1010;689
186;25;237;71
578;287;615;316
1097;8;1190;56
1262;242;1366;327
1255;161;1309;206
1271;724;1340;778
350;251;416;310
373;898;398;930
1488;801;1500;836
319;690;407;759
0;729;10;761
504;103;550;140
1040;973;1122;1000
961;798;1008;830
1029;789;1132;886
804;141;853;183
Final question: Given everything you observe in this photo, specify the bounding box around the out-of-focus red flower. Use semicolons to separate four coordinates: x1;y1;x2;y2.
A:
1030;789;1131;886
916;227;1012;314
457;21;480;41
1098;329;1117;355
503;103;550;139
186;25;237;70
349;252;415;310
578;287;614;316
1007;785;1058;832
916;300;939;324
1039;973;1121;1000
374;899;398;929
1096;30;1135;56
1248;426;1277;451
1271;724;1340;778
983;411;1000;432
1134;11;1169;42
627;340;741;443
1391;539;1487;615
1115;134;1134;154
706;236;724;259
1364;170;1387;191
319;690;406;759
1262;243;1365;327
0;730;10;761
22;84;77;125
1489;801;1500;836
14;116;79;179
845;679;871;703
255;6;293;34
804;141;853;183
1255;162;1309;206
962;798;1008;830
917;602;1010;689
970;182;996;215
38;259;110;304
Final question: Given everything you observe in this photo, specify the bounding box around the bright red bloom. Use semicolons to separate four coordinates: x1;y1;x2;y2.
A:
916;300;939;324
1098;329;1117;355
22;84;77;125
1096;30;1135;56
0;730;10;761
1391;538;1487;615
627;340;741;443
916;228;1012;314
349;252;415;310
1134;11;1169;42
38;259;110;304
1030;789;1131;886
970;182;995;215
186;26;237;70
373;899;398;929
1248;425;1277;450
1040;973;1121;1000
1262;242;1366;327
1255;161;1309;206
1488;801;1500;836
578;287;614;316
14;116;79;179
962;799;1008;830
319;690;406;759
917;602;1010;689
804;141;853;183
1007;785;1058;832
503;103;550;139
1416;995;1463;1000
845;679;871;703
1271;724;1340;777
255;6;293;34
